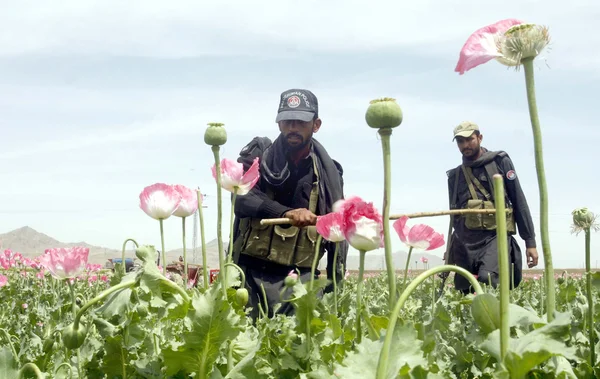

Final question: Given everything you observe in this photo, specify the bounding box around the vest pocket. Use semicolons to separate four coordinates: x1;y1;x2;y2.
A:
293;226;319;268
267;225;300;266
242;219;273;258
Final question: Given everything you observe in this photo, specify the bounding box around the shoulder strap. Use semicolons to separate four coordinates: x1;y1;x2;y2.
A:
482;151;509;203
308;153;320;213
461;165;492;201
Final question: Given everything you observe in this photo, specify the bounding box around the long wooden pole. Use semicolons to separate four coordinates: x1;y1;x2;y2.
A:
259;208;512;226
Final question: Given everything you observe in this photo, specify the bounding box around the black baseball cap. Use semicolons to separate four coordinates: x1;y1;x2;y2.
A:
275;89;319;123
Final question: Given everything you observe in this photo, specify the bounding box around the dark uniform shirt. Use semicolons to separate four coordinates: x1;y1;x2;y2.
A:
447;149;536;290
448;152;536;248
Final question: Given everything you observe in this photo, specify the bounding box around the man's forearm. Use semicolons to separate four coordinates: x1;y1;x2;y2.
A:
234;189;293;219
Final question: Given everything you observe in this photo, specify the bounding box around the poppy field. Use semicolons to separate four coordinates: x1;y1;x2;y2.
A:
0;251;599;378
1;18;600;379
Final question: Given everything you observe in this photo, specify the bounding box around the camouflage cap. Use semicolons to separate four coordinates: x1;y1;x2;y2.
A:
452;121;479;141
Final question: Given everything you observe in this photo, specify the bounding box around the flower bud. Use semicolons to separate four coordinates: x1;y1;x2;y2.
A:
62;323;87;350
135;245;157;263
136;303;149;317
235;288;248;307
284;270;298;287
204;122;227;146
365;98;403;129
572;207;595;229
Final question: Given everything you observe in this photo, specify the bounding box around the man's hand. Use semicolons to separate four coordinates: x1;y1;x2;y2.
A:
526;247;539;268
284;208;317;228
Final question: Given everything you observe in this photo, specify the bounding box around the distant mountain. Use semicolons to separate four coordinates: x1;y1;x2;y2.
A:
0;226;223;267
0;226;443;271
0;226;123;264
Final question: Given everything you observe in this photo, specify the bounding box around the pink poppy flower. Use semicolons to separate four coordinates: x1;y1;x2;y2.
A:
454;18;523;75
332;195;363;213
316;212;346;242
212;158;260;195
38;247;89;280
0;257;10;270
139;183;182;220
172;184;199;218
0;275;7;287
420;256;429;264
339;197;384;252
393;216;445;251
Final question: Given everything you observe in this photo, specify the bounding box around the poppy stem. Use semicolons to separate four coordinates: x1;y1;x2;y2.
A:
356;250;366;344
182;217;188;280
159;219;166;276
492;174;510;362
523;57;555;321
197;190;209;289
585;228;595;367
375;265;483;379
212;145;228;299
120;238;139;276
309;235;323;291
227;189;238;265
333;242;339;315
378;127;397;312
402;246;414;290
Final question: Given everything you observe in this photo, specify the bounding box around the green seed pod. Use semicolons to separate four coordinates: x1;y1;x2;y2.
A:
572;207;595;229
62;323;87;350
135;245;157;263
235;288;249;307
284;275;297;288
42;336;55;353
204;122;227;146
365;98;403;129
136;303;149;317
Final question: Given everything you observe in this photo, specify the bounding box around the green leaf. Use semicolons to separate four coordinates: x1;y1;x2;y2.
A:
591;271;600;290
96;287;134;322
480;312;577;379
508;303;546;329
332;322;427;379
223;329;263;379
0;347;19;379
471;293;501;334
163;284;243;377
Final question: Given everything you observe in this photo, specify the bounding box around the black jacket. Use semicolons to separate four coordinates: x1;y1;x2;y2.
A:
232;134;349;282
447;149;537;248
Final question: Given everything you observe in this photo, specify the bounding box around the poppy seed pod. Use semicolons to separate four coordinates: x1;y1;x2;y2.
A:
62;323;87;350
235;288;249;307
204;122;227;146
572;207;595;229
365;98;403;129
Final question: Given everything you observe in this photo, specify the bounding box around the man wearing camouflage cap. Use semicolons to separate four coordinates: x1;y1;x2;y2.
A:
443;121;539;293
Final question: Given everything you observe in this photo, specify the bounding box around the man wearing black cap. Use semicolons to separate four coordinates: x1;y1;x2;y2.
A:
230;89;348;320
443;121;539;293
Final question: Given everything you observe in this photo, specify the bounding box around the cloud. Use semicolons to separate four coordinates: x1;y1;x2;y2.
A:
1;0;598;67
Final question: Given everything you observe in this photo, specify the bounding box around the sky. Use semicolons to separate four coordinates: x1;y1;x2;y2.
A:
1;0;599;270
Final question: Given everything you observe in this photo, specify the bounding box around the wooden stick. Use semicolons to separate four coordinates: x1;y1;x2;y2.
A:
259;208;512;225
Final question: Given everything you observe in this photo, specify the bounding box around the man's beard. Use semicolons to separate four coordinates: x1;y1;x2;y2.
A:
284;133;311;152
462;146;480;160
